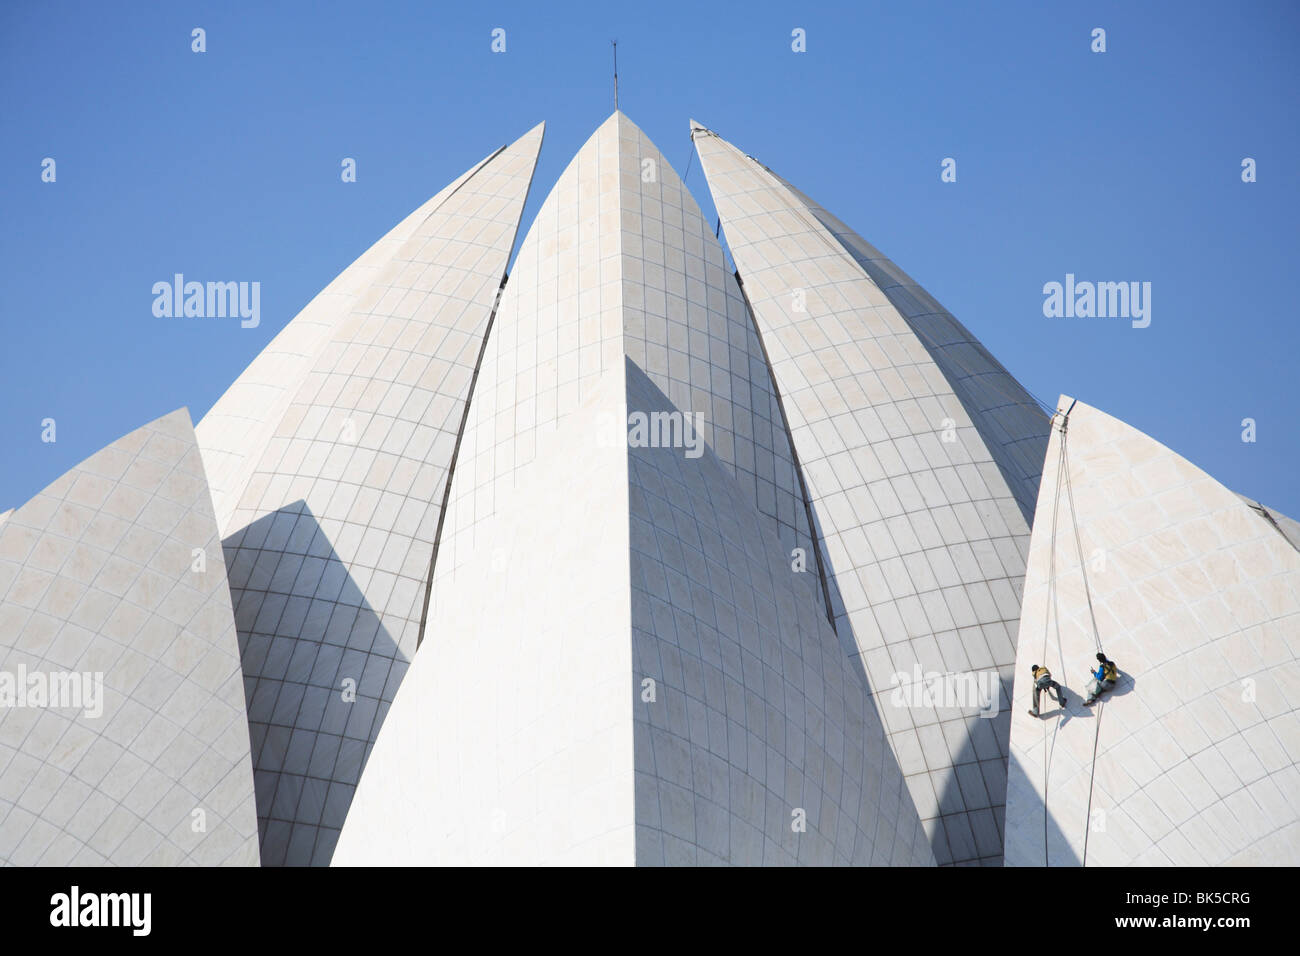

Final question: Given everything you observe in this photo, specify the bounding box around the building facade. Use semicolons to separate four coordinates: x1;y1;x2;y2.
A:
1;112;1294;867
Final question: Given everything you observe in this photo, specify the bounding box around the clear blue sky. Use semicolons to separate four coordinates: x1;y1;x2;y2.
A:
3;1;1298;518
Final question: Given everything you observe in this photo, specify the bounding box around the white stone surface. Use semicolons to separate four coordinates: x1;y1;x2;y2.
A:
692;122;1049;864
1240;496;1300;556
197;157;491;534
196;124;545;864
1005;396;1300;866
334;366;635;865
18;111;1285;869
0;409;259;866
626;362;932;865
430;112;822;602
336;113;932;865
762;177;1047;521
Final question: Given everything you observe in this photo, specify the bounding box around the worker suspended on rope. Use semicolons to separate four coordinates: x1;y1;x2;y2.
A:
1028;664;1067;718
1083;653;1119;706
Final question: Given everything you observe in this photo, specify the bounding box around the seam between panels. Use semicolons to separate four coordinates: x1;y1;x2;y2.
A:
729;144;1047;525
414;272;507;651
287;137;534;863
620;116;648;867
413;131;546;652
730;269;838;634
216;144;511;540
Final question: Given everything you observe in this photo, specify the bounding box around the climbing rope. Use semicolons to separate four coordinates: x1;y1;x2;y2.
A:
1061;410;1108;866
1081;697;1104;866
1039;414;1068;865
1038;402;1113;867
709;142;1104;863
1062;426;1104;655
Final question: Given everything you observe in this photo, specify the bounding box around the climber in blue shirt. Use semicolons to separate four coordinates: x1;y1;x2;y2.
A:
1084;652;1119;706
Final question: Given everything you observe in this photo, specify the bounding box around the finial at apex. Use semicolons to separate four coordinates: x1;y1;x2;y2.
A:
611;39;618;111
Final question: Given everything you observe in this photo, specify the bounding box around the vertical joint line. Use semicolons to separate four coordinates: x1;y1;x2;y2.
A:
415;270;509;649
733;268;838;632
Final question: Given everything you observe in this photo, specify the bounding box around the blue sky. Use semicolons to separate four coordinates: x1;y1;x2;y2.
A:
3;0;1298;517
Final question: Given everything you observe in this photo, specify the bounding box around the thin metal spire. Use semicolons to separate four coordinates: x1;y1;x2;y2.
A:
612;40;618;110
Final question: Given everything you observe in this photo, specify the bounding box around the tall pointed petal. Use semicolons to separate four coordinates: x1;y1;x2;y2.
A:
195;123;546;865
693;120;1051;864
